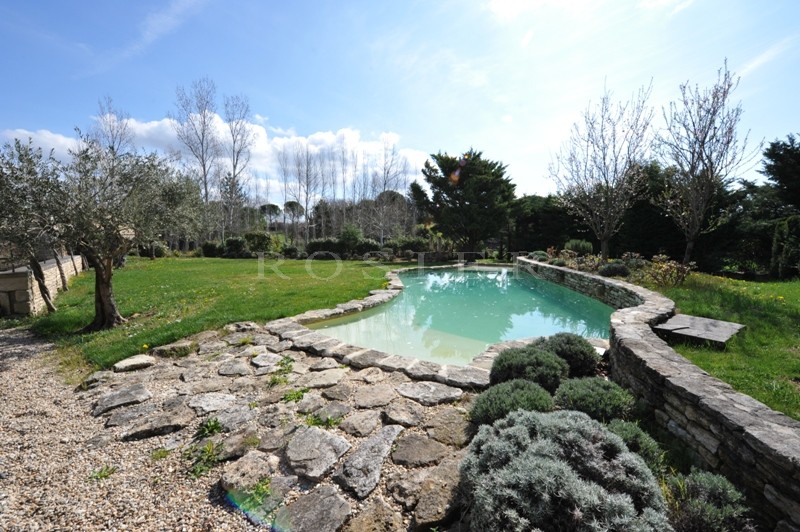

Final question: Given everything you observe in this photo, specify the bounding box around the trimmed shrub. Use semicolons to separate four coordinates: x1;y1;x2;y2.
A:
243;232;274;253
565;238;593;256
549;258;567;267
528;250;549;261
663;469;755;532
555;377;635;422
306;237;343;256
607;419;666;477
469;379;554;426
355;238;381;256
460;410;670;532
539;332;600;378
490;347;569;393
338;224;362;254
223;237;250;258
599;261;631;278
281;245;298;259
201;241;222;258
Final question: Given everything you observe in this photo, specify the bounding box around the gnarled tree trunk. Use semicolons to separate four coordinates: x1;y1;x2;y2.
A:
52;248;69;291
82;254;126;331
28;256;56;313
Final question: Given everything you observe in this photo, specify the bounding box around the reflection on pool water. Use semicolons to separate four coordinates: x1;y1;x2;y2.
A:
308;267;614;366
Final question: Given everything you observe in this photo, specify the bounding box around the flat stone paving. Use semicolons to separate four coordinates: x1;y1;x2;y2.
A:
652;313;745;349
80;323;484;531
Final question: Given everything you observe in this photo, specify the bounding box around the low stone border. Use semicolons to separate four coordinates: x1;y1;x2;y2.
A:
517;257;800;532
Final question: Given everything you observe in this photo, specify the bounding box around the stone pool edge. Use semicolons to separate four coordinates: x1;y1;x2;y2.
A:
517;257;800;531
263;264;556;391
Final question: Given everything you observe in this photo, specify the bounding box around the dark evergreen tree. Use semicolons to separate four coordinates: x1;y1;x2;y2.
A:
412;149;515;252
761;133;800;210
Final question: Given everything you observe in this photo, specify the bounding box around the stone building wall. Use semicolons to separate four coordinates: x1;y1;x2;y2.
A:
0;256;82;316
517;257;800;531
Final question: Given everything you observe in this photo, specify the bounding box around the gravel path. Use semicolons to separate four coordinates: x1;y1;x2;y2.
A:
0;327;261;531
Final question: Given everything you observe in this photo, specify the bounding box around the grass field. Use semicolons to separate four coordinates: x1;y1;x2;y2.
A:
25;257;391;371
657;273;800;420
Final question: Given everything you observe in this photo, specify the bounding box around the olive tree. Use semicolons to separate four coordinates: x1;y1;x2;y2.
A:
0;138;66;312
550;84;653;260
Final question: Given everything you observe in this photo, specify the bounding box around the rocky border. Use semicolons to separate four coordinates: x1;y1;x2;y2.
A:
517;257;800;532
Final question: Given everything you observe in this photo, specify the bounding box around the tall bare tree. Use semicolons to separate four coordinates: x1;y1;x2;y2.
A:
290;141;319;244
221;94;254;236
370;139;410;244
170;77;221;240
550;84;654;260
656;62;760;263
275;143;292;243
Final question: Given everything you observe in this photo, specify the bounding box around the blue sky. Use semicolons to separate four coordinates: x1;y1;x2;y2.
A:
1;0;798;197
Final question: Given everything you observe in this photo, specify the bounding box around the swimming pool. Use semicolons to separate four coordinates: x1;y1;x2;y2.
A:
307;267;613;366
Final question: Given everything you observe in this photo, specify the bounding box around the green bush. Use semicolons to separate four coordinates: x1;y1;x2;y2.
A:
663;469;755;532
306;237;344;257
338;224;362;254
460;410;670;532
243;231;274;253
470;379;554;426
201;241;222;258
555;377;635;422
549;258;567;267
281;245;298;259
490;346;569;393
223;237;250;258
599;262;631;278
355;238;381;256
528;250;549;261
607;419;666;478
565;238;593;256
539;332;600;378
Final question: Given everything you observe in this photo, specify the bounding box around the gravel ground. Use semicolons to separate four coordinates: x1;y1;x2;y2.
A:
0;327;262;531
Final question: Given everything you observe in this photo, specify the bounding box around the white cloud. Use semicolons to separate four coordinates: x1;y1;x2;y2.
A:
738;35;797;78
637;0;694;16
521;29;534;48
0;128;77;162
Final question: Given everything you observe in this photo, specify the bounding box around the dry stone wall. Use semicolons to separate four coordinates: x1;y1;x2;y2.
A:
517;257;800;532
0;256;82;316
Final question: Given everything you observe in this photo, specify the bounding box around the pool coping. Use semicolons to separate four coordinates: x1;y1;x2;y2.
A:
263;263;609;390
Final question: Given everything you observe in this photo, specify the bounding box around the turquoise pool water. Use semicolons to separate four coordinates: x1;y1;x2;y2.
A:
308;267;614;366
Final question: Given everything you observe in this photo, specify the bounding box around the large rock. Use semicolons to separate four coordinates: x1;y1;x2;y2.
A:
437;365;490;389
105;402;158;428
188;392;238;414
295;368;348;389
424;406;474;447
315;402;351;424
387;468;431;510
334;425;404;498
322;382;355;401
150;339;196;358
218;358;251;377
391;434;449;467
286;427;351;480
121;406;195;441
221;450;280;493
340;410;382;437
414;457;463;528
113;354;157;373
342;498;405;532
354;384;397;408
92;383;152;416
215;405;257;432
272;484;351;532
250;352;283;370
396;381;463;406
384;398;425;427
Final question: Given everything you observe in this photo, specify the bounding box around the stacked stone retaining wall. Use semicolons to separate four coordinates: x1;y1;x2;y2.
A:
0;256;82;316
517;257;800;531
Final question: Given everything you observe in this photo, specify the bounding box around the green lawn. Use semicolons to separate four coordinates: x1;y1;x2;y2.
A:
27;257;391;370
656;273;800;420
